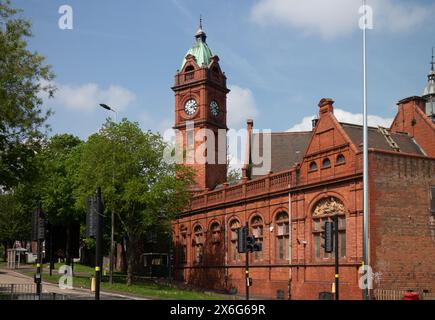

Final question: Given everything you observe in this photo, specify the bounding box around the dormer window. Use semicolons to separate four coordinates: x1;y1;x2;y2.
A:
322;158;331;168
185;65;194;72
336;154;345;164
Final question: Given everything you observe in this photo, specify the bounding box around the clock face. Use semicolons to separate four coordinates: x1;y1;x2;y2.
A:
209;100;219;117
184;99;198;116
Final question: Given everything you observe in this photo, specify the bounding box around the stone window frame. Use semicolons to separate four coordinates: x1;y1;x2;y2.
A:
309;161;318;172
179;225;188;264
193;224;204;264
321;158;331;169
229;218;241;262
335;154;346;166
209;221;221;244
250;215;264;261
311;197;346;261
275;211;290;261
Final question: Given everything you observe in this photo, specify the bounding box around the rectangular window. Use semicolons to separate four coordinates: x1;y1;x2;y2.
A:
340;232;346;258
278;238;284;260
314;235;320;259
231;241;239;261
285;237;289;260
338;216;346;229
277;224;284;236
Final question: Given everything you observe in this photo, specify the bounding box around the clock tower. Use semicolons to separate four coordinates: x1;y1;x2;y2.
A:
172;22;229;192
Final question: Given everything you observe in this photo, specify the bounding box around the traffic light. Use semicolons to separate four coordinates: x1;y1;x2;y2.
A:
321;221;334;253
31;208;45;241
237;226;247;253
253;242;262;252
246;235;255;252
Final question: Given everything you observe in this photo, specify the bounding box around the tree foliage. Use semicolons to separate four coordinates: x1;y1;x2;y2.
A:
75;119;194;285
0;0;55;188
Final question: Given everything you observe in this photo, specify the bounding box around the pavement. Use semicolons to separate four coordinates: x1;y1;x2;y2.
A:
0;267;148;300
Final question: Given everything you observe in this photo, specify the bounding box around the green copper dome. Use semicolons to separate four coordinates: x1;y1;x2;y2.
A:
181;27;213;69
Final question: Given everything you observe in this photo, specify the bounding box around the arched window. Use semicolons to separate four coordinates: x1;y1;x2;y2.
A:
309;161;318;171
312;197;346;260
322;158;331;168
193;225;204;263
275;212;289;260
229;219;241;262
210;222;221;244
185;65;194;72
336;154;345;164
184;65;195;81
251;215;264;260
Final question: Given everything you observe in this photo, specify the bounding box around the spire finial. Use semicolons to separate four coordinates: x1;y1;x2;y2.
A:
431;47;434;72
195;15;206;42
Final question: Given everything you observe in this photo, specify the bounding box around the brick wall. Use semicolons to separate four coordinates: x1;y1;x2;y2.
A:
390;97;435;157
369;150;435;292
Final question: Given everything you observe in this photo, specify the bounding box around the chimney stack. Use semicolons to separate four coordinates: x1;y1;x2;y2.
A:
242;119;253;180
318;98;334;118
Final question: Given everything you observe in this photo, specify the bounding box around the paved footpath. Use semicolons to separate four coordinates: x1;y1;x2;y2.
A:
0;268;147;300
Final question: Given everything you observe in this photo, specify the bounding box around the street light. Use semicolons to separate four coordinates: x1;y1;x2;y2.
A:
98;103;117;287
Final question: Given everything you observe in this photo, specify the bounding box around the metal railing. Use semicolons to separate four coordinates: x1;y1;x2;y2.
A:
0;283;69;300
373;289;435;300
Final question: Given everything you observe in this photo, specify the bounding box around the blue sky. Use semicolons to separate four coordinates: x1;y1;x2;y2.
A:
14;0;435;139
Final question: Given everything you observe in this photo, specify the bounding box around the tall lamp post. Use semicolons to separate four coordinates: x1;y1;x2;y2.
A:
99;103;117;287
362;0;370;300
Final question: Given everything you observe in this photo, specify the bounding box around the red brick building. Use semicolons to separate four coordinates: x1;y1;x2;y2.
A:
171;26;435;299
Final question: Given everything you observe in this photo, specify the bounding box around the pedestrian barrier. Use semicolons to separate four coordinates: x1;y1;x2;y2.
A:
0;283;69;300
373;289;434;300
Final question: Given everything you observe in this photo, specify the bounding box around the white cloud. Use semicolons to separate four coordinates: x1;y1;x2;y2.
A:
48;82;136;112
227;85;259;129
287;108;393;131
251;0;435;39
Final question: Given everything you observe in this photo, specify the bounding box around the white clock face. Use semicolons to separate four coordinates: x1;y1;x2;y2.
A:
184;99;198;116
209;100;219;117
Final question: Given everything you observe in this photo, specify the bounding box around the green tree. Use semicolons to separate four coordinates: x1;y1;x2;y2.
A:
40;134;83;264
76;119;193;285
0;0;55;189
0;191;30;261
227;167;241;184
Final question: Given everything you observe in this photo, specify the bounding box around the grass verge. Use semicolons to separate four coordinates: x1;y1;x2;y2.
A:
22;264;231;300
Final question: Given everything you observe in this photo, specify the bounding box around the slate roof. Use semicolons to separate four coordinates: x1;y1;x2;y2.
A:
251;131;312;178
340;123;425;155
